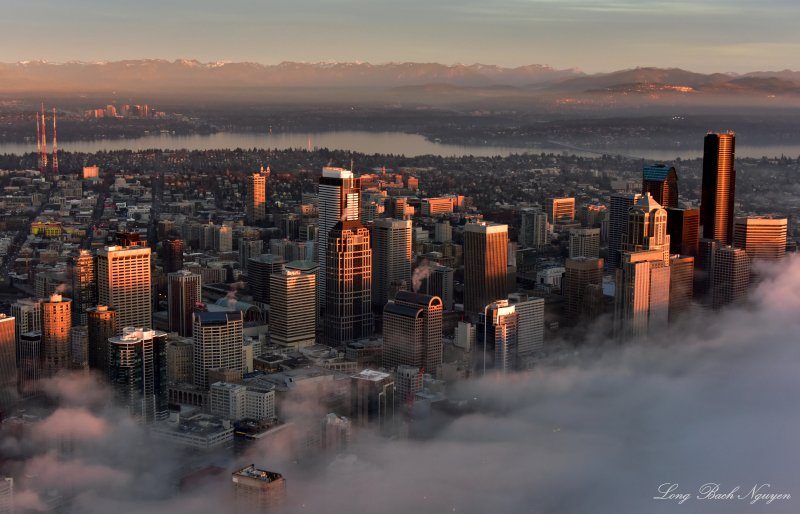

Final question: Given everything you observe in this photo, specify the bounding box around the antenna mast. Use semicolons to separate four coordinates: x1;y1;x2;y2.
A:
36;110;42;171
51;107;58;176
40;103;48;170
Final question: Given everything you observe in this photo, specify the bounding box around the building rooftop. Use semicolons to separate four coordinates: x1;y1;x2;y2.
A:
384;302;423;319
642;164;674;182
232;464;283;483
352;369;391;382
195;311;243;325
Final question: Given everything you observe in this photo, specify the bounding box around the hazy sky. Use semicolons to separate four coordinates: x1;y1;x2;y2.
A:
1;0;799;72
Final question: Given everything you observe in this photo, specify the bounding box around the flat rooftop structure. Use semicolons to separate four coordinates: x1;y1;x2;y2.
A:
352;369;391;382
232;464;283;483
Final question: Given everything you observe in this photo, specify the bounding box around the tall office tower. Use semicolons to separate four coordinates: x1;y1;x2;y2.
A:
464;222;508;316
607;193;641;271
382;291;443;375
695;238;720;298
421;263;454;311
669;255;694;321
214;224;233;253
563;257;604;325
0;315;16;416
193;311;243;390
318;167;361;304
163;237;184;274
477;300;518;374
508;293;545;356
666;207;700;257
580;204;607;228
245;167;269;225
87;306;117;374
41;294;72;377
70;326;89;370
701;132;736;245
238;238;263;273
546;197;576;224
168;270;202;337
71;249;96;326
621;193;671;265
568;227;601;258
614;249;671;340
108;327;168;423
733;216;787;263
371;218;412;309
231;465;286;514
519;208;548;249
711;246;750;310
386;197;411;220
269;262;317;349
434;222;452;243
97;244;152;334
0;476;11;514
642;164;678;208
247;254;285;305
350;369;395;430
322;412;352;452
324;221;373;346
394;365;423;405
166;337;193;384
17;331;42;396
11;298;41;381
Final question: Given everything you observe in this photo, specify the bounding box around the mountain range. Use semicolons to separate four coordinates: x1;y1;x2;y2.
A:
2;60;799;96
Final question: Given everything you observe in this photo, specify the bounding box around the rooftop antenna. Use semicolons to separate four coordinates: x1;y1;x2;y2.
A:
51;107;58;176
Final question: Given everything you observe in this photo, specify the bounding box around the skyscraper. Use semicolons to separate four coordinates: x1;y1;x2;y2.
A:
168;270;202;337
701;132;736;245
568;227;600;259
318;167;361;304
108;327;168;423
711;246;750;309
607;193;641;271
508;293;545;356
324;221;373;346
733;216;787;263
382;291;443;376
350;369;395;430
621;193;671;265
238;238;263;274
231;465;286;514
97;244;152;334
519;208;548;249
546;197;576;224
421;263;454;311
41;294;72;377
71;249;96;326
245;167;269;225
247;254;285;305
269;262;317;349
666;207;700;257
642;164;678;208
477;300;518;374
614;249;671;340
163;237;184;274
464;222;508;316
563;257;604;325
371;218;412;309
0;315;16;417
669;255;694;321
193;311;243;390
17;331;42;397
87;306;117;374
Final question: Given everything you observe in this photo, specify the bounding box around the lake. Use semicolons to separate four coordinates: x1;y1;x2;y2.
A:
0;130;798;160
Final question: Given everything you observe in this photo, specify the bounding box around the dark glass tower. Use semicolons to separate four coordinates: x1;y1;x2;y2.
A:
700;133;736;245
642;164;678;208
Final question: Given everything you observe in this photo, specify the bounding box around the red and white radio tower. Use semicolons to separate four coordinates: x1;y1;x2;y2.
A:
36;110;42;172
40;103;48;171
51;107;58;175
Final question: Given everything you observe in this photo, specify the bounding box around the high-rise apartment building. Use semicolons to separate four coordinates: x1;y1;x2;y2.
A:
477;300;518;374
166;337;193;384
607;193;641;271
318;167;361;305
642;164;678;208
245;167;269;225
269;262;317;349
508;293;545;356
711;246;750;309
464;222;508;316
231;465;286;514
563;257;604;325
41;294;72;377
71;249;96;326
546;197;576;224
519;208;548;249
168;270;202;337
108;327;168;423
666;207;700;257
371;218;412;309
0;315;16;417
97;245;152;334
382;291;443;376
87;306;117;374
701;132;736;245
568;227;600;259
193;311;243;390
247;254;285;305
733;216;787;263
324;221;373;346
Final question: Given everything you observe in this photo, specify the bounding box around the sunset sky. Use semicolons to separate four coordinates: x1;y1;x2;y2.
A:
2;0;799;72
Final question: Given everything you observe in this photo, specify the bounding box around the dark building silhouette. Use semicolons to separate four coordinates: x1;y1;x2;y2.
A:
163;238;184;274
642;164;678;208
700;133;736;245
666;207;700;257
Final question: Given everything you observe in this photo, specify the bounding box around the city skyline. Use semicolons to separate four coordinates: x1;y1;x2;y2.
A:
1;1;798;73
